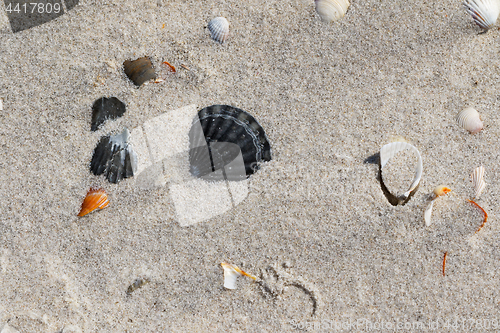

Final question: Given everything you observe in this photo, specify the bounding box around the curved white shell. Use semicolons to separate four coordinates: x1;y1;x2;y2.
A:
208;17;229;43
471;166;486;199
315;0;350;22
380;141;423;199
456;107;483;134
221;263;241;289
424;199;435;226
463;0;500;30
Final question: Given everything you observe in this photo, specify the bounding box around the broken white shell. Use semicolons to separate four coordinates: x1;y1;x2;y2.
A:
471;166;486;199
380;141;423;203
425;185;451;226
424;200;435;226
463;0;500;30
315;0;350;22
456;107;483;134
221;263;241;289
208;17;229;43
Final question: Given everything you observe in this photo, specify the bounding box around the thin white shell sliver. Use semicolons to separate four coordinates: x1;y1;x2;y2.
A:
380;142;423;199
424;199;435;226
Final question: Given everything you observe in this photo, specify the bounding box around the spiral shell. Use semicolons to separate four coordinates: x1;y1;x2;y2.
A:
471;166;486;199
463;0;500;30
208;17;229;43
315;0;350;23
78;188;109;217
456;107;483;134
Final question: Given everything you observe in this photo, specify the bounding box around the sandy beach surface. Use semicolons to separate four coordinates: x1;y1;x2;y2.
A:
1;0;500;331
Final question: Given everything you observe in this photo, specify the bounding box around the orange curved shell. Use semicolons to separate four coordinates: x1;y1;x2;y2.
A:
78;188;109;217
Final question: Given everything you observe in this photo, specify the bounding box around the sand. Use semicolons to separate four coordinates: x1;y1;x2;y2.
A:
1;0;500;331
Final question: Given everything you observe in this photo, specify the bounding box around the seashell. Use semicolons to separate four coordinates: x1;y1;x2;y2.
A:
433;185;452;197
0;98;3;111
456;107;483;134
463;0;500;30
379;141;423;205
91;97;126;131
123;57;156;87
221;263;257;289
315;0;350;23
78;188;109;217
424;199;435;226
424;185;451;226
208;17;230;43
126;278;150;295
188;105;272;181
90;128;138;183
471;166;486;199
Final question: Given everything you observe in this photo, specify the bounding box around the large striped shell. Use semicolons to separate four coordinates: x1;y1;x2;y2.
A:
208;17;229;43
471;166;486;199
379;141;423;205
456;107;483;134
78;188;109;217
463;0;500;30
315;0;350;23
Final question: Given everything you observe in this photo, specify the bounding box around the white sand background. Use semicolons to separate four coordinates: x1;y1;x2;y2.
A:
0;0;500;331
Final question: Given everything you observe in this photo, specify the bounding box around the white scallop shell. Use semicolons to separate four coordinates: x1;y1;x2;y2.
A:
456;107;483;134
463;0;500;30
424;199;435;226
208;17;229;44
380;141;423;200
221;263;241;289
315;0;350;23
471;166;487;199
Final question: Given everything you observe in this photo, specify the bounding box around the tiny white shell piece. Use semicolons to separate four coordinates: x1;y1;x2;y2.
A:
221;262;242;289
463;0;500;30
471;166;487;199
424;199;435;226
208;17;230;43
380;141;423;199
315;0;350;22
0;98;3;111
456;107;483;134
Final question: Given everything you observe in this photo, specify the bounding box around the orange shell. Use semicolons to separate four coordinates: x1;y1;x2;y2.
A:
78;188;109;217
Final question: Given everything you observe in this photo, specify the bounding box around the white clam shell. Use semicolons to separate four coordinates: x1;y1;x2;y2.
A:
456;107;483;134
315;0;350;22
463;0;500;30
424;199;435;226
208;17;229;44
221;263;241;289
471;166;487;199
380;141;423;201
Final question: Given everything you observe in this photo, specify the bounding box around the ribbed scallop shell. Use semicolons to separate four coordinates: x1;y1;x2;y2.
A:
463;0;500;30
78;188;109;217
471;166;486;199
456;107;483;134
315;0;350;22
208;17;229;43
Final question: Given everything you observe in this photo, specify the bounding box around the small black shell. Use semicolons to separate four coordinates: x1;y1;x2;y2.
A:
91;97;126;131
123;57;156;87
90;129;137;183
188;105;272;181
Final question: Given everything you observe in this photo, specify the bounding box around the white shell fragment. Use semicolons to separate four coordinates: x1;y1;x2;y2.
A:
424;200;435;227
221;262;257;290
315;0;350;22
208;17;229;43
456;107;483;134
379;141;423;204
424;185;451;226
0;98;3;111
463;0;500;30
471;166;486;199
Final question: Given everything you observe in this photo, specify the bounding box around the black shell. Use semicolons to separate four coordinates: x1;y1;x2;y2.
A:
90;129;137;183
188;105;272;181
91;97;126;131
123;57;156;87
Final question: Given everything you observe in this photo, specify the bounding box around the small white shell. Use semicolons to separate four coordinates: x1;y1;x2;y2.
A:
463;0;500;30
315;0;350;22
424;199;435;226
221;263;241;289
471;166;487;199
456;107;484;134
380;141;423;200
208;17;229;44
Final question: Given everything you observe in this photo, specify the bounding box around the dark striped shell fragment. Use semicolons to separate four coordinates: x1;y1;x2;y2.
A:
91;97;126;131
90;128;137;183
188;105;272;181
123;57;156;87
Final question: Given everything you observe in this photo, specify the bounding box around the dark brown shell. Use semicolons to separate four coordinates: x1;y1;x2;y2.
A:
123;57;156;87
